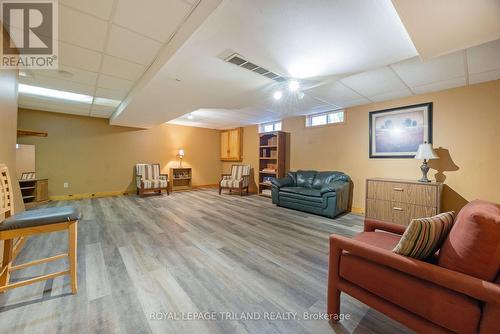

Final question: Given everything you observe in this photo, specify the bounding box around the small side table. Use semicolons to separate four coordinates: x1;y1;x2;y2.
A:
169;167;192;192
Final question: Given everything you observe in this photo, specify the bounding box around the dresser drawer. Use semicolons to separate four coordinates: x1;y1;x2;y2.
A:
391;202;437;226
367;180;438;207
366;199;393;222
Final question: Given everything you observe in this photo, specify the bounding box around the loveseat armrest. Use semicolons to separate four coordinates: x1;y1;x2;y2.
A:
329;234;500;304
271;175;295;188
364;218;407;235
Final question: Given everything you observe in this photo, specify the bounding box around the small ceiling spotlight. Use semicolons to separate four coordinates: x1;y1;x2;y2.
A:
187;113;193;120
273;91;283;100
288;80;300;92
297;91;305;100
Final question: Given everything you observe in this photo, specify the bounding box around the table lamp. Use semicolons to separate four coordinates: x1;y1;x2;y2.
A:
177;149;185;167
414;142;439;182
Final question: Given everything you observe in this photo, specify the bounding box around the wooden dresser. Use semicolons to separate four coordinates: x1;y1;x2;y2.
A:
365;178;442;225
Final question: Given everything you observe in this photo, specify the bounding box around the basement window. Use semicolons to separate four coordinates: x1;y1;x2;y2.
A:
259;121;282;133
305;110;345;127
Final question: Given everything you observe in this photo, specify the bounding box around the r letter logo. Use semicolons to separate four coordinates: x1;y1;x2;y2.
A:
1;0;58;69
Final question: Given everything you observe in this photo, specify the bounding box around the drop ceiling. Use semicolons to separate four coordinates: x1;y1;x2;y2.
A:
16;0;500;129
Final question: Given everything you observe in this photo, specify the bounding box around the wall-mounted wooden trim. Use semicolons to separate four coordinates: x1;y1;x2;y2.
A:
17;129;48;137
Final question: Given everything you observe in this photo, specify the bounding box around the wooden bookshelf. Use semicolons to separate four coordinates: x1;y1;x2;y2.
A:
19;178;49;208
258;131;287;197
169;167;192;192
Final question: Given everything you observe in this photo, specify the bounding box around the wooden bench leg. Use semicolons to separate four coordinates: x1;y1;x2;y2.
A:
0;239;14;291
68;222;78;294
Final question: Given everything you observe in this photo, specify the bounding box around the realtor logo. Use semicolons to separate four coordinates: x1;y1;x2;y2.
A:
1;0;58;69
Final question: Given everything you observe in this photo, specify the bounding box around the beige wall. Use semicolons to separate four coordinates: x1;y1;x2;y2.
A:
235;80;500;212
17;109;221;197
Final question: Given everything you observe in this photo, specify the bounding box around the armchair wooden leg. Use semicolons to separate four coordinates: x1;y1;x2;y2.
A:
219;186;222;195
0;239;14;291
68;222;78;294
240;185;243;196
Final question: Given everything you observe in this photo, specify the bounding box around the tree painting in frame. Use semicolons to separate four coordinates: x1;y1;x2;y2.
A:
369;102;432;158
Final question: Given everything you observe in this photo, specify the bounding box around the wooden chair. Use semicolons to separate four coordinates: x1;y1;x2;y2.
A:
135;163;169;197
219;164;250;196
0;163;80;294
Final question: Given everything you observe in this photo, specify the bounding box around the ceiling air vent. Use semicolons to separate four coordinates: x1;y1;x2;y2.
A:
224;53;286;82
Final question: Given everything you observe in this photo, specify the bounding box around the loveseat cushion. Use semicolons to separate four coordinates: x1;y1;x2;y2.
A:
438;200;500;281
280;186;322;197
296;170;316;188
340;254;481;334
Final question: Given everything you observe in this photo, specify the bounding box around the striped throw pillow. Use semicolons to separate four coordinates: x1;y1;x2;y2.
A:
393;211;455;259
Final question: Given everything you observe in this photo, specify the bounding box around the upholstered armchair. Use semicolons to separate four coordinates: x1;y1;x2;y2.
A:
328;200;500;334
219;164;250;196
135;163;169;197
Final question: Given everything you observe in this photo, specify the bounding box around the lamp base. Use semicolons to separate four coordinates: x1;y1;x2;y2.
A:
418;159;431;183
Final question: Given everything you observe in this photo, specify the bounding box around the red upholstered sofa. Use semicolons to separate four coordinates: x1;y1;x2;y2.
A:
327;200;500;334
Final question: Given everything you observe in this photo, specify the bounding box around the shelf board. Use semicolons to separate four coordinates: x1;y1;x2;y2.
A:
20;186;36;190
259;170;276;174
259;145;277;148
172;177;191;180
17;129;48;137
22;195;35;199
259;157;277;160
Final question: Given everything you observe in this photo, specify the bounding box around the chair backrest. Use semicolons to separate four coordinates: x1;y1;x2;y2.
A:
135;163;160;180
230;165;250;179
0;163;14;222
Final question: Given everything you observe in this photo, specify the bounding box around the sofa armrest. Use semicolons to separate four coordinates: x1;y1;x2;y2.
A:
271;175;295;188
364;218;407;235
329;234;500;304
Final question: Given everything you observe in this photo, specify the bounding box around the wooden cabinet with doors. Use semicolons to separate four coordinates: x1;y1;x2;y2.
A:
220;128;242;161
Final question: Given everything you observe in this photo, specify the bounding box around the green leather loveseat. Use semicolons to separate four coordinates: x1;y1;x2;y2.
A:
271;170;351;218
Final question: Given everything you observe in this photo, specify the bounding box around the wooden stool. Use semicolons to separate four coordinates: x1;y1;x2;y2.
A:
0;164;80;294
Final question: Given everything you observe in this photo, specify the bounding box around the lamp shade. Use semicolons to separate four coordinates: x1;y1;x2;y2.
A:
414;143;439;160
178;149;185;157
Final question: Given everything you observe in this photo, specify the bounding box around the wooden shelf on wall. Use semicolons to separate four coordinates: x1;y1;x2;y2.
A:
17;129;48;137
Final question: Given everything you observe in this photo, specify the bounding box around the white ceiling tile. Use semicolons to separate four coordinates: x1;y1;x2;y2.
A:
305;81;371;107
100;55;146;81
106;25;162;65
59;42;102;72
20;76;95;95
469;69;500;84
340;67;410;97
369;89;412;102
97;74;134;91
60;0;115;20
339;98;373;108
467;39;500;74
59;5;108;51
113;0;192;42
36;65;98;86
391;52;466;87
412;77;467;95
95;87;127;100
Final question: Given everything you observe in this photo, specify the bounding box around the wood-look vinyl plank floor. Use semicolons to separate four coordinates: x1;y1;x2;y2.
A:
0;189;413;334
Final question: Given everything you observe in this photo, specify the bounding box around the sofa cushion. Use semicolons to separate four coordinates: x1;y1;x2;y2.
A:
340;254;481;334
393;211;455;260
438;200;500;281
353;231;401;250
280;186;323;197
295;170;316;188
312;172;337;189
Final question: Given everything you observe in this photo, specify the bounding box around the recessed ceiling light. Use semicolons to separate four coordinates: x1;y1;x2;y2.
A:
273;91;283;100
18;84;93;104
288;80;300;91
188;113;193;120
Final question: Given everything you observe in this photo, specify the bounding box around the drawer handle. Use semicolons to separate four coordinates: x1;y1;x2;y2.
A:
393;187;404;191
393;207;403;211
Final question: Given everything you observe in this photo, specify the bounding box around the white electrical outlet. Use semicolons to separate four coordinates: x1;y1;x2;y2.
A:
63;182;69;188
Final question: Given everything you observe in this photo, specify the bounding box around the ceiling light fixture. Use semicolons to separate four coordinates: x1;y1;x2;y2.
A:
187;113;193;120
273;91;283;100
18;84;93;104
288;80;300;91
